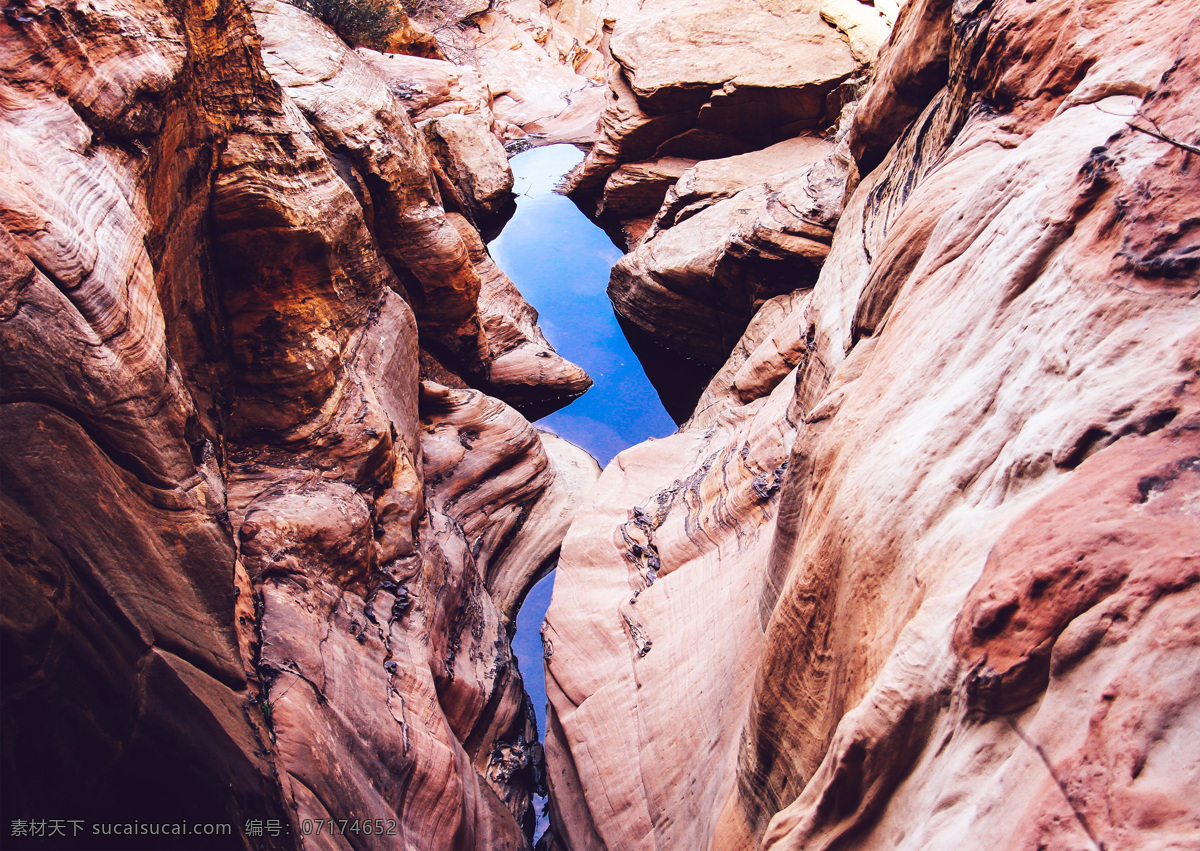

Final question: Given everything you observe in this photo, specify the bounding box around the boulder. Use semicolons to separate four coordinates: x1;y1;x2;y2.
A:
647;135;833;235
563;0;882;203
358;49;496;124
607;134;846;369
423;112;517;223
595;156;698;219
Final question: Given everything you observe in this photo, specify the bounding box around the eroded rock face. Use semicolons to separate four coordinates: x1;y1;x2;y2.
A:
423;113;517;224
562;0;887;212
558;0;889;402
1;0;597;846
543;0;1200;849
460;0;637;143
607;133;842;368
359;49;497;126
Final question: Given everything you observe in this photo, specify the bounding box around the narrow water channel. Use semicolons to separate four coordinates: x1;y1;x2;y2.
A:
490;144;676;837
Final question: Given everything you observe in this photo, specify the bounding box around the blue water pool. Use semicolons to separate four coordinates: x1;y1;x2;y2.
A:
490;144;676;837
489;144;676;468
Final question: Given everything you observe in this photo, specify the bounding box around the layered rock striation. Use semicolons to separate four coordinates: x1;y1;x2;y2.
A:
1;0;596;846
559;0;894;411
562;0;891;219
5;0;1200;847
543;0;1200;849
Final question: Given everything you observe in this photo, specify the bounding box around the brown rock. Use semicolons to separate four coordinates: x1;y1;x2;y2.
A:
384;12;444;59
461;0;628;142
253;0;588;411
420;383;601;625
423;112;517;223
563;0;878;205
684;289;814;430
606;138;843;368
648;135;834;235
1;0;597;845
544;2;1200;850
543;362;799;850
596;156;698;219
610;0;857;114
447;213;594;416
358;48;496;124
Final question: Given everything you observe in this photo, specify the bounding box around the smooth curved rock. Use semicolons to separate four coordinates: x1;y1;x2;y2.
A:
447;213;595;416
1;0;597;845
610;0;857;112
359;49;497;124
544;1;1200;850
420;383;601;626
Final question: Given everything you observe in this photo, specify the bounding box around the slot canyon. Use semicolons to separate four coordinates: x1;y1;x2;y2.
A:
1;0;1197;848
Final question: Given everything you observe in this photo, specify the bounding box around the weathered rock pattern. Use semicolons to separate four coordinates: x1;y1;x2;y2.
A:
543;1;1200;850
607;132;843;368
384;10;444;60
252;0;588;409
6;0;1200;847
424;113;517;223
360;49;498;126
555;0;890;405
1;0;596;847
399;0;631;145
562;0;888;216
463;0;635;143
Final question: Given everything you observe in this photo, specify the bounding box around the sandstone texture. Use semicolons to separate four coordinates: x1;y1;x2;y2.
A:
608;133;842;368
543;1;1200;850
6;0;1200;847
559;0;891;401
359;49;497;125
407;0;634;144
563;0;889;210
384;10;444;59
1;0;596;846
423;112;517;224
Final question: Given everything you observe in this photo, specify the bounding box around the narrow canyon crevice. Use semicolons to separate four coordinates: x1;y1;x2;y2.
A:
2;0;1198;849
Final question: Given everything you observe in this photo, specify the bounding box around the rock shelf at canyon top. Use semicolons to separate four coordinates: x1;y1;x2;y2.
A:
1;0;1198;849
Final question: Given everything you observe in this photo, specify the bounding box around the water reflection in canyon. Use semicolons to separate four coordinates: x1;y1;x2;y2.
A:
489;144;676;467
491;144;677;839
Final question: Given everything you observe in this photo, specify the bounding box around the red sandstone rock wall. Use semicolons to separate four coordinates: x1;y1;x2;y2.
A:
543;0;1200;848
0;0;596;846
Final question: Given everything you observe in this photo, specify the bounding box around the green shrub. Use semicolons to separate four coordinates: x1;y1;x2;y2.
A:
289;0;407;52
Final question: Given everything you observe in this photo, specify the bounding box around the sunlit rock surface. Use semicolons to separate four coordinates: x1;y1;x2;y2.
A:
562;0;887;207
561;0;890;388
543;0;1200;849
463;0;638;143
607;133;843;367
0;0;596;845
423;112;517;223
4;0;1199;847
